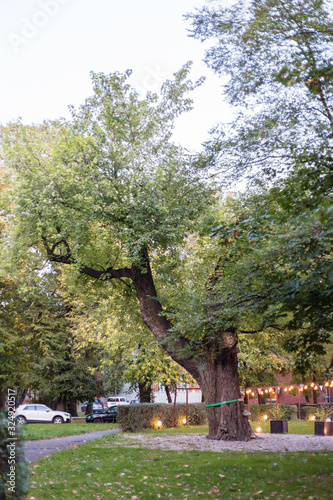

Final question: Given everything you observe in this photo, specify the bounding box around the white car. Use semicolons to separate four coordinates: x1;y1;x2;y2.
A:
14;404;71;424
107;397;130;407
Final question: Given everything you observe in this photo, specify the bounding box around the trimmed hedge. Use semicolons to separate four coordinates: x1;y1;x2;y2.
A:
118;403;207;432
0;412;29;499
249;404;298;421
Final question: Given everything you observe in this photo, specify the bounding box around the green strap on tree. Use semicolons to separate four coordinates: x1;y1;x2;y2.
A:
205;398;242;408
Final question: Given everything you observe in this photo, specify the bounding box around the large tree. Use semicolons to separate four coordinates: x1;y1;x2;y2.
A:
1;66;253;440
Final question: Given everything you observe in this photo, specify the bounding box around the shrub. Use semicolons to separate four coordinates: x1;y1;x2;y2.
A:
302;405;320;421
249;404;297;421
0;412;29;499
279;404;298;421
118;403;207;432
316;404;333;421
304;404;333;421
249;404;270;421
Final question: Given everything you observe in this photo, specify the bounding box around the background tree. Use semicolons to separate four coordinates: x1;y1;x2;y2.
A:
1;172;104;413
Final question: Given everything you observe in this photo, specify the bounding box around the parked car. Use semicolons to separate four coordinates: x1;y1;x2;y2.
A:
107;397;129;407
14;404;71;424
130;400;140;405
81;399;104;413
85;406;118;423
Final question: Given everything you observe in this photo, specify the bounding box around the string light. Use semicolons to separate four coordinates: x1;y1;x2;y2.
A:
244;379;333;399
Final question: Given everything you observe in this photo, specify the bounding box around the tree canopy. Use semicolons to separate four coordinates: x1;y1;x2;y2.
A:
187;0;333;371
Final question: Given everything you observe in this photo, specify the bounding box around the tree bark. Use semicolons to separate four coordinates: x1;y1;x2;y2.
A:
68;400;78;417
139;383;152;403
200;342;252;441
165;385;173;404
17;388;27;406
56;399;66;411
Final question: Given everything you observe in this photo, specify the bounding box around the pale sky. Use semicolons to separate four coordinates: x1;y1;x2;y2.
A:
1;0;232;150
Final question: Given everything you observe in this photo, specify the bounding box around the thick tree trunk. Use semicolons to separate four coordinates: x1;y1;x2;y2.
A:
165;385;173;404
68;400;78;417
56;399;66;411
85;402;93;415
139;383;152;403
200;344;252;441
257;391;266;405
17;388;27;406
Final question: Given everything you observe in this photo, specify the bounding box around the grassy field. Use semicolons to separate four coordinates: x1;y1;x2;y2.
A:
26;433;333;499
21;422;118;441
21;420;315;441
140;420;314;435
250;420;314;435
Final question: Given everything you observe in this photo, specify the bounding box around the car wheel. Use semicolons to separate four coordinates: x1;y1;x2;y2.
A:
94;418;102;423
53;416;64;424
15;416;26;425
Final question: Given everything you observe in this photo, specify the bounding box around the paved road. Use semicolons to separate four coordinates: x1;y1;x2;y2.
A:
24;428;121;462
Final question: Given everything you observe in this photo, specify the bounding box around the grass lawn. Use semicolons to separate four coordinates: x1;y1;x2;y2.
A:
27;433;333;499
139;420;314;436
21;420;315;441
250;420;314;435
21;422;118;441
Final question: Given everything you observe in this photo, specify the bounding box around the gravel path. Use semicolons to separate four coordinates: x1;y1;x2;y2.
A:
24;429;121;462
116;432;333;453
